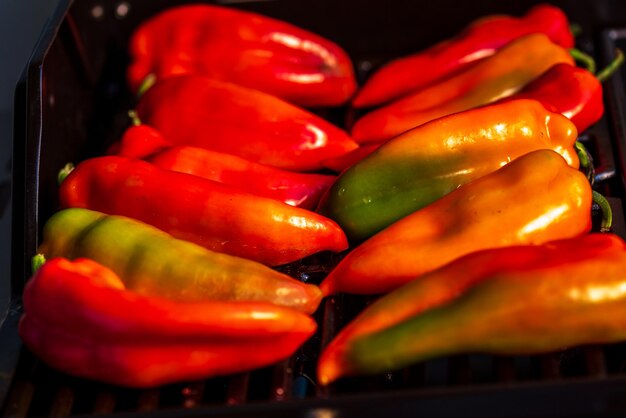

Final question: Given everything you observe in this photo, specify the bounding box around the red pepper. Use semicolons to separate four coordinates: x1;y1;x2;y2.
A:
19;257;316;388
108;122;336;209
352;4;574;108
351;34;574;143
59;156;348;266
148;146;336;210
514;65;602;133
510;50;625;133
127;4;356;107
321;142;384;173
135;75;358;171
107;113;170;159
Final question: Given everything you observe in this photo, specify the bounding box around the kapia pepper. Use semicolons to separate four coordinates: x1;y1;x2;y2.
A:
106;114;170;159
318;99;579;242
39;209;322;313
325;55;625;174
510;50;624;133
149;146;336;211
59;156;348;266
135;75;358;171
19;257;316;388
351;33;574;143
127;4;356;107
320;149;592;295
318;234;626;382
352;4;573;108
108;122;336;210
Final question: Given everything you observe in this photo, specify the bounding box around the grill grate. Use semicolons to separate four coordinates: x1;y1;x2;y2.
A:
4;2;626;417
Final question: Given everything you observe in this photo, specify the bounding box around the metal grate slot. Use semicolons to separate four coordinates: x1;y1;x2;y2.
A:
225;373;249;405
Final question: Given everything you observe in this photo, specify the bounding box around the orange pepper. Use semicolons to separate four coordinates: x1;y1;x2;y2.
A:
320;149;592;295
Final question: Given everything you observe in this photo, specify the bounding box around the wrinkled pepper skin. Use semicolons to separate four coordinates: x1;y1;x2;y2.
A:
148;146;336;210
320;150;592;296
322;234;626;381
128;4;357;107
59;156;348;266
352;33;574;143
135;75;358;171
39;209;322;313
511;63;604;133
319;100;579;242
19;258;316;388
352;4;573;108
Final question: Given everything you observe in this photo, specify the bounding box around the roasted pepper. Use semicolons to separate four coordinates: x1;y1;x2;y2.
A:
59;156;348;266
19;257;316;388
127;4;356;107
352;4;573;108
39;208;322;313
319;99;579;242
320;149;592;295
134;75;358;171
318;233;626;383
108;122;336;210
351;33;574;143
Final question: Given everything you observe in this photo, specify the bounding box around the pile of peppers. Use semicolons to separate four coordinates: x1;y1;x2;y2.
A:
19;2;626;389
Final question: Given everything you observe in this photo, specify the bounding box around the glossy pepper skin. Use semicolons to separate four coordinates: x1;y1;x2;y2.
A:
108;123;336;210
320;234;626;381
148;146;336;210
40;209;322;313
352;33;574;143
352;4;573;108
511;63;604;133
19;258;316;388
107;123;170;159
320;150;592;296
321;142;384;173
319;99;579;242
127;4;357;107
59;156;348;266
135;75;358;171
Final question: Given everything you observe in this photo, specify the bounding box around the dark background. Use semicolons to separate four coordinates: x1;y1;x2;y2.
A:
0;0;59;323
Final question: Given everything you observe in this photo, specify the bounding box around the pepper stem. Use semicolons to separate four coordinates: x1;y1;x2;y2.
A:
574;141;595;185
569;23;582;38
32;254;46;274
569;48;597;74
57;163;75;185
596;49;625;83
128;110;142;126
592;190;613;232
137;73;156;97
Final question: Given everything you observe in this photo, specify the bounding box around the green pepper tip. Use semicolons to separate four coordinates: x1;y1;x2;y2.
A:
31;254;47;274
57;163;75;185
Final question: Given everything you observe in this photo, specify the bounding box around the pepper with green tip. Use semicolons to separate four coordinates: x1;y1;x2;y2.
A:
318;99;579;242
319;233;626;382
38;208;322;314
320;149;592;295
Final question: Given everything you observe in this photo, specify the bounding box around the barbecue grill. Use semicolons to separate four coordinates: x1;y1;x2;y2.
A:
3;0;626;416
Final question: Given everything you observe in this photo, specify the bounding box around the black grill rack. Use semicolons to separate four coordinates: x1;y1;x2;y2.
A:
4;0;626;416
